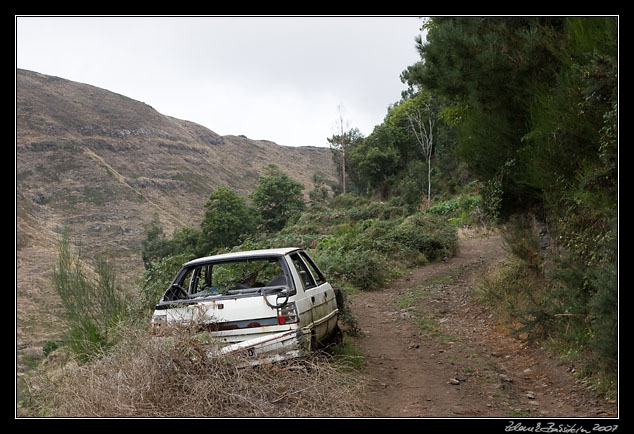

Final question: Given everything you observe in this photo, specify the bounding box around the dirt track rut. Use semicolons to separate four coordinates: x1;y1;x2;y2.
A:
348;230;617;418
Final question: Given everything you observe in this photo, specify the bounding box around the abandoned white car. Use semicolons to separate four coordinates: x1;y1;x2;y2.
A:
151;248;342;364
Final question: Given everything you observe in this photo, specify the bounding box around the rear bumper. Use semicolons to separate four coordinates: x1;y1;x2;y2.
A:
213;328;309;366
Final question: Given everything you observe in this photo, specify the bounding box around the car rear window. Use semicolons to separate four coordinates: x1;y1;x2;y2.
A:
175;257;289;299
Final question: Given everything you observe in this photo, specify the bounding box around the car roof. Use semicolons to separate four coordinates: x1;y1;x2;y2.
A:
183;247;301;267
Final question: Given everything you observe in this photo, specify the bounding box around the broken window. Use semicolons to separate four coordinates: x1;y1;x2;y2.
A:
165;256;291;301
290;253;317;290
300;251;326;286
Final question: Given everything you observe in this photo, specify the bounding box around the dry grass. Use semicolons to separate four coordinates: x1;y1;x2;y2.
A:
21;326;372;418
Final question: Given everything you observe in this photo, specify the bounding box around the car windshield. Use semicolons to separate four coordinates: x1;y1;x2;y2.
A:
163;256;290;302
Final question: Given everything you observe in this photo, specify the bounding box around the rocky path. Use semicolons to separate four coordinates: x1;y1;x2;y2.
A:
348;230;617;419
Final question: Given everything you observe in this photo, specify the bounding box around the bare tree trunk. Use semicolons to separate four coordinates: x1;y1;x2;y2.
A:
426;116;433;207
338;106;347;194
407;106;435;210
427;159;431;208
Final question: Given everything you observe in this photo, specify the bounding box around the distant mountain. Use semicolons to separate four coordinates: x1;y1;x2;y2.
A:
16;68;336;347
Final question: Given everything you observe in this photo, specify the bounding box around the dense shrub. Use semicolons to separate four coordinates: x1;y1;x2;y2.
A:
475;258;556;341
478;217;617;394
309;209;458;291
313;247;390;291
386;213;458;262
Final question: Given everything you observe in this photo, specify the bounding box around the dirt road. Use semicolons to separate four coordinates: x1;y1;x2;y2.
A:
348;229;617;418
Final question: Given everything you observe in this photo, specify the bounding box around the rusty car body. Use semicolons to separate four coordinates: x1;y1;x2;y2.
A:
151;248;341;364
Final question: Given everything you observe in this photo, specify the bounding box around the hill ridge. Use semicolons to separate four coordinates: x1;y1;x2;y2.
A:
16;68;336;347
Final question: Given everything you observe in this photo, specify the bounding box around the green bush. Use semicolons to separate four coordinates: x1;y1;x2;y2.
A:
501;214;543;269
477;217;617;396
418;195;485;228
313;247;389;291
42;340;59;357
135;252;196;314
587;258;618;373
140;192;459;297
52;232;129;361
547;221;618;378
141;213;175;269
387;213;458;262
310;209;457;291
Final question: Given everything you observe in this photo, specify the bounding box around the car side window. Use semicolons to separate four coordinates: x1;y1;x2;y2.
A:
299;251;326;286
190;265;211;294
177;268;194;291
290;253;316;290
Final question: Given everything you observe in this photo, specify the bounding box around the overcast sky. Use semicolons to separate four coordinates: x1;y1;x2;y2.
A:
16;16;426;148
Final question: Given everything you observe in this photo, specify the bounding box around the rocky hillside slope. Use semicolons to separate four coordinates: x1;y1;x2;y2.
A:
16;68;336;346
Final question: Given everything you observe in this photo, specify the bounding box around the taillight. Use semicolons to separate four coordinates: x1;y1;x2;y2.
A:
151;314;166;335
277;302;298;325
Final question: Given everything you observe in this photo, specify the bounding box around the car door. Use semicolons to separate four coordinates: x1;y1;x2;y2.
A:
289;251;334;343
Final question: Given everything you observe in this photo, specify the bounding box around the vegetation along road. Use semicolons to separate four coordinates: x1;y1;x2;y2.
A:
348;229;617;418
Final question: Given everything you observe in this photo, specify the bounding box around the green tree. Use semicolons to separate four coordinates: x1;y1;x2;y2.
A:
308;173;332;208
404;92;442;208
347;99;417;199
328;127;365;194
348;133;400;199
327;105;365;194
171;225;203;257
405;17;566;213
141;213;174;269
346;92;458;204
250;165;305;233
200;186;256;253
408;16;618;377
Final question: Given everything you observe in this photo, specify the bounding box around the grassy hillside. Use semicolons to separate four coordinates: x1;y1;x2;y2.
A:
16;68;337;349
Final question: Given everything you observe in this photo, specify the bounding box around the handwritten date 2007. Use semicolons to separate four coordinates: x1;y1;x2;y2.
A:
505;421;618;433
